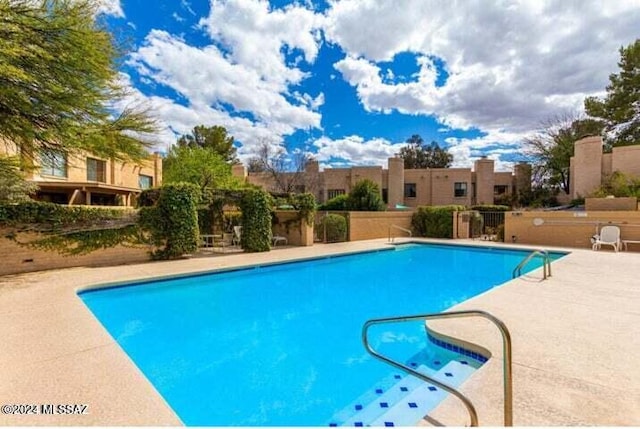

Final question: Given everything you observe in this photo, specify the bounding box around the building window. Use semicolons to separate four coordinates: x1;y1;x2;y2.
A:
454;182;468;197
382;188;388;204
404;183;417;198
40;150;67;177
327;189;346;200
139;174;153;189
494;185;509;196
87;158;106;182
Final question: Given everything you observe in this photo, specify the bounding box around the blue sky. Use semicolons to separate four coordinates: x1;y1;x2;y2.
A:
100;0;640;171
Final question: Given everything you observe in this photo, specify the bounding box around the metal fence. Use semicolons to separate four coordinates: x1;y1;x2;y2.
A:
472;211;506;240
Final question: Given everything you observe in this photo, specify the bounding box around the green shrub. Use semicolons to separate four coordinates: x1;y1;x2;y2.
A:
470;204;510;212
240;189;272;252
288;192;317;226
0;201;131;230
412;205;465;238
347;179;385;211
138;183;200;260
317;214;347;242
0;201;141;255
319;194;348;211
592;171;640;198
197;208;214;234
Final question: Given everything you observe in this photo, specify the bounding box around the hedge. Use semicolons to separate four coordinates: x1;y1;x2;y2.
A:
138;183;200;260
318;194;348;211
240;189;272;252
0;201;140;255
412;205;466;238
470;204;510;212
317;214;347;242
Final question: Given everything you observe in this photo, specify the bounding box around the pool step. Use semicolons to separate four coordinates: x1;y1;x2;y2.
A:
329;360;476;427
339;365;432;427
371;360;476;427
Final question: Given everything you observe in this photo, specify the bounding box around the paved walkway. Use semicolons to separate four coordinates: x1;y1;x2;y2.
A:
0;239;638;426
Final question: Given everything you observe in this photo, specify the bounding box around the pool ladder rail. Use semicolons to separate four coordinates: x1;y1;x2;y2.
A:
512;249;551;280
388;225;412;243
362;310;513;427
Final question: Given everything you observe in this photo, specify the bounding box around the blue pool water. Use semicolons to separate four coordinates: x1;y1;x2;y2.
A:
80;243;564;426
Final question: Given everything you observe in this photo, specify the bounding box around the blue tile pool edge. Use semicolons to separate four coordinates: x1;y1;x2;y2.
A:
76;246;397;295
77;241;569;296
426;332;489;364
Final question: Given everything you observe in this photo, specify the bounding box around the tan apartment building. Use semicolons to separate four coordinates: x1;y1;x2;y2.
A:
570;136;640;199
233;157;531;208
1;142;162;206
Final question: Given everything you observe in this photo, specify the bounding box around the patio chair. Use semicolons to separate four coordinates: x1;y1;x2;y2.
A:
272;235;288;246
232;226;242;246
592;225;621;252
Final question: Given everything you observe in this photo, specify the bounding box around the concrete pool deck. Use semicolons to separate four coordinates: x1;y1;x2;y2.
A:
0;239;639;426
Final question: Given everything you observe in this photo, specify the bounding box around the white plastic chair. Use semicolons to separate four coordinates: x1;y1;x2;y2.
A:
232;226;242;246
592;225;621;252
272;235;288;246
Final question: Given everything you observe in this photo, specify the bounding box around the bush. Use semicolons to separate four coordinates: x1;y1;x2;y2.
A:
470;204;510;212
0;201;131;230
240;189;272;252
197;208;214;234
592;171;640;198
319;194;348;211
496;224;505;242
412;205;465;238
288;192;317;226
0;201;140;255
347;179;385;211
138;183;200;260
317;214;347;242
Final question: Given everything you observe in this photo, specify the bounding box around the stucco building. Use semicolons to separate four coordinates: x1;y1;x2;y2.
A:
570;136;640;199
233;157;532;208
1;142;162;206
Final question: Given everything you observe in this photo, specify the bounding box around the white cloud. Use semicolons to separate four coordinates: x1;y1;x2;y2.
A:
124;0;327;159
113;72;282;156
199;0;323;87
445;130;529;172
313;135;406;168
326;0;640;134
127;27;322;153
96;0;124;17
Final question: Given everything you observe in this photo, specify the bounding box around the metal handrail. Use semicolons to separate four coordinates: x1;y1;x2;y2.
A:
363;310;513;426
388;224;412;242
512;249;551;279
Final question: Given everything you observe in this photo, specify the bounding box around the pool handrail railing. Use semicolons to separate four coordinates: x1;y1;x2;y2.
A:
362;309;513;427
512;249;551;280
388;224;412;242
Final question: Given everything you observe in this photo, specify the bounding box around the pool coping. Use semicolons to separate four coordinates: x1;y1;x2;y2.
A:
1;238;639;426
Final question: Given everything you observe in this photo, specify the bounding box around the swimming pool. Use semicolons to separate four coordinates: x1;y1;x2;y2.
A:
80;243;564;426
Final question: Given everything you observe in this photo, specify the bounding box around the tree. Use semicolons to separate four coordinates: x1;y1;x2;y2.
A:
177;125;237;163
0;156;37;202
585;39;640;148
247;157;266;173
525;115;603;195
246;140;316;194
163;146;237;192
346;179;385;211
592;171;640;198
0;0;156;161
398;135;453;169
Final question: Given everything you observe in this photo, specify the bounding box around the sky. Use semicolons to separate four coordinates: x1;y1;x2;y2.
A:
98;0;640;171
